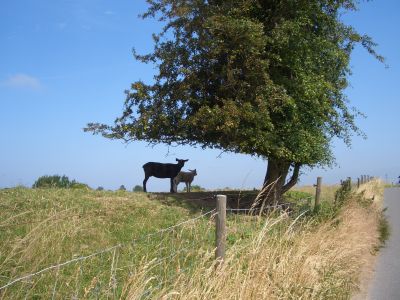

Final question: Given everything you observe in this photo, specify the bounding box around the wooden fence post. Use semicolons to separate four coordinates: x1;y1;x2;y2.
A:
314;177;322;212
215;195;227;262
357;178;360;188
347;177;352;190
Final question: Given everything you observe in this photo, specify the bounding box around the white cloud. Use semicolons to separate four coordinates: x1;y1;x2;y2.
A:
1;74;42;90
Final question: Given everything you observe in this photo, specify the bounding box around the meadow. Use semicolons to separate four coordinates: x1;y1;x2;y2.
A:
0;181;384;299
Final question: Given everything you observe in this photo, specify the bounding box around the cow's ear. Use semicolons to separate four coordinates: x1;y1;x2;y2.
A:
176;158;179;161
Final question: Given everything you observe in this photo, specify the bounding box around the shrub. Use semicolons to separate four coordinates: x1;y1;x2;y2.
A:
313;201;340;222
119;185;126;191
70;182;91;190
96;186;104;191
32;175;74;188
190;185;205;191
334;179;352;206
178;185;205;192
32;175;89;189
133;185;143;192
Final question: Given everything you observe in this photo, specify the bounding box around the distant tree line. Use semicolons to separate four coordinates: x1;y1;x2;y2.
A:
32;175;204;192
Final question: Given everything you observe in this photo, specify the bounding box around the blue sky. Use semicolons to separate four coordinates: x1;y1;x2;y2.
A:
1;0;399;191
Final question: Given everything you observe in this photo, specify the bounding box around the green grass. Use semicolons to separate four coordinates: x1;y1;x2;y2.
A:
291;184;340;203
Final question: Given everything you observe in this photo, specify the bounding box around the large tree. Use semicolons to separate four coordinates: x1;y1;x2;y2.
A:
86;0;382;204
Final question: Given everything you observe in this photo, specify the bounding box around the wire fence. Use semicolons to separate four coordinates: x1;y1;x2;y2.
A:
226;202;295;212
0;210;76;228
0;192;312;298
0;207;216;292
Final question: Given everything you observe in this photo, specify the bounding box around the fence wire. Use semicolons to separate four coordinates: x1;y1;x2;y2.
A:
0;193;311;294
0;208;216;291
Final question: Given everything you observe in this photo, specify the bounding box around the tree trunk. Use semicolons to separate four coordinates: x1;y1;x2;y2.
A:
257;158;301;207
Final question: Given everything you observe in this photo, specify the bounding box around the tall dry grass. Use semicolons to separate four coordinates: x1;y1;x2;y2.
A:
356;178;384;206
123;181;383;299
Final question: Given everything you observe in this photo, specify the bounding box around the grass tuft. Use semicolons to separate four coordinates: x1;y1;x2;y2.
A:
377;208;390;249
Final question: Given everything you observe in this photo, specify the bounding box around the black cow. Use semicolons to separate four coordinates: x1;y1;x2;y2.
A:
142;158;188;193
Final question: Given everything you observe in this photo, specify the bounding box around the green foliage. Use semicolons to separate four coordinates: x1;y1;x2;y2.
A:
118;185;126;191
32;175;74;189
86;0;382;169
84;0;383;205
96;186;104;191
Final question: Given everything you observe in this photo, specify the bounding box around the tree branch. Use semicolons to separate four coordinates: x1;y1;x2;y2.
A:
282;163;301;193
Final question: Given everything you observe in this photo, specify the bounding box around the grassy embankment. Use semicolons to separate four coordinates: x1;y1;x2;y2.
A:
0;180;385;299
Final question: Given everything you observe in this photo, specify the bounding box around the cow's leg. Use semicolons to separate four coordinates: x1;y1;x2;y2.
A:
143;175;150;192
186;182;189;192
170;178;175;193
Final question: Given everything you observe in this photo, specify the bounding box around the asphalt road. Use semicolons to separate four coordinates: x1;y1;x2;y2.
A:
368;187;400;300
